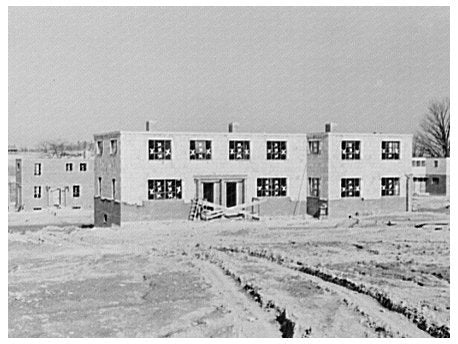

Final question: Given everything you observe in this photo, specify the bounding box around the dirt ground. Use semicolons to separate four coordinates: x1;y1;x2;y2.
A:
8;199;450;338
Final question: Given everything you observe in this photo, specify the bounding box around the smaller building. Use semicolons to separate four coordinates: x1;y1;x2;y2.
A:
411;157;427;195
425;158;450;196
15;156;94;211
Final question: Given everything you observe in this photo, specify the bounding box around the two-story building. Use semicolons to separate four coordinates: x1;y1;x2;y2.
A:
306;124;413;218
94;122;415;226
15;156;94;211
93;123;309;226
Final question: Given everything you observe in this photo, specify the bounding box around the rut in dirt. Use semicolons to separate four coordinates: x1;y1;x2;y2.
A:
212;245;450;338
194;250;312;338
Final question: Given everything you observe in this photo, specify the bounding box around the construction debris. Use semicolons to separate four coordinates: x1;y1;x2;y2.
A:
188;198;266;221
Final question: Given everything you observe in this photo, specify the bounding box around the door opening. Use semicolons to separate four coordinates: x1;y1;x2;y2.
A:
51;189;61;207
226;182;237;208
203;182;214;203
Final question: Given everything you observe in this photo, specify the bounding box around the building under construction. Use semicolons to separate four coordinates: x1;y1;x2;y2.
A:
93;122;414;226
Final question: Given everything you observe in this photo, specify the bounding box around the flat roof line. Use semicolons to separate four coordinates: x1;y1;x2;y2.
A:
94;130;412;137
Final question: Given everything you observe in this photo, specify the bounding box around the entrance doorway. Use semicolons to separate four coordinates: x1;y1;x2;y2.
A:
203;182;214;203
51;189;61;207
195;176;245;209
413;177;427;194
226;182;237;208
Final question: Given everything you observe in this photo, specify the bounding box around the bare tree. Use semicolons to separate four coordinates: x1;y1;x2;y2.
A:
414;98;450;158
36;139;95;157
37;140;67;157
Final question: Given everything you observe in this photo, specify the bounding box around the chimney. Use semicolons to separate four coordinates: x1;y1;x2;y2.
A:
146;120;156;132
228;122;239;133
325;122;335;133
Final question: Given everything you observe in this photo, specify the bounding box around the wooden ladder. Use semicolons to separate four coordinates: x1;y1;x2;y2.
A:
188;198;201;221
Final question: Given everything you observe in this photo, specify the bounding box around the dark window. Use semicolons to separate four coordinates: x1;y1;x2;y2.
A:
229;140;250;160
257;178;287;197
308;140;321;155
98;177;102;196
96;141;103;155
73;185;80;198
190;140;212;160
34;186;42;199
267;141;287;160
381;177;400;196
432;177;440;185
34;163;41;176
148;140;172;160
434;160;439;168
148;179;182;200
112;179;116;199
80;163;87;171
66;163;73;172
110;140;118;155
308;178;320;197
341;141;360;160
341;178;360;198
421;160;426;167
382;141;400;160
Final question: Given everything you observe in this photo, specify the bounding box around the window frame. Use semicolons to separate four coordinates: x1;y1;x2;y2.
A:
308;177;320;197
341;178;361;198
110;139;118;155
80;163;87;171
112;178;116;200
266;141;287;160
148;139;172;160
97;177;102;197
381;141;400;160
66;163;73;172
229;140;250;160
73;185;80;198
256;177;287;197
341;141;361;160
148;179;182;200
33;186;42;199
381;177;400;196
34;163;41;176
96;141;103;156
308;140;322;155
189;140;212;160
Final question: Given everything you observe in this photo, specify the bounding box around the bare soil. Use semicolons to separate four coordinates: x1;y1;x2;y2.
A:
9;201;449;338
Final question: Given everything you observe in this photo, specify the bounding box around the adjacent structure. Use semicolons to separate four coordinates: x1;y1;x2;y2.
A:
412;157;450;196
15;156;94;211
411;157;427;195
306;124;413;218
94;123;308;226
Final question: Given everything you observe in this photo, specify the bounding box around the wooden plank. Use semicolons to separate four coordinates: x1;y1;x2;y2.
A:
199;198;267;212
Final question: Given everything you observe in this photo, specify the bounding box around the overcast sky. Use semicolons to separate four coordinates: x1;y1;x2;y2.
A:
9;6;449;147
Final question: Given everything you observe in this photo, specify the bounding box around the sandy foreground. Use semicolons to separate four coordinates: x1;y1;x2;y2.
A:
8;206;449;338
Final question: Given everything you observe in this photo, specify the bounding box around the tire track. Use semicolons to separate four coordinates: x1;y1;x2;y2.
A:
195;248;404;338
212;245;448;338
194;251;306;338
